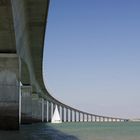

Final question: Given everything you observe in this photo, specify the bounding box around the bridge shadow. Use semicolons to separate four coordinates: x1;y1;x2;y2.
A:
29;123;80;140
0;123;80;140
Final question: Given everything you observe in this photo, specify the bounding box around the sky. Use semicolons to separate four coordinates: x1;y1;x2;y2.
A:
43;0;140;119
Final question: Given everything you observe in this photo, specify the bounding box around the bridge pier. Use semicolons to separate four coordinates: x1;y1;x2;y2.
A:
82;113;84;122
58;105;60;113
91;115;93;122
78;112;80;122
21;85;32;124
57;105;61;121
62;107;64;122
53;103;55;115
95;116;97;122
44;100;47;122
41;98;44;122
0;54;20;130
48;101;52;122
74;111;77;122
70;110;73;122
107;118;109;122
66;108;68;122
32;94;44;122
86;114;88;122
89;115;91;122
87;114;90;122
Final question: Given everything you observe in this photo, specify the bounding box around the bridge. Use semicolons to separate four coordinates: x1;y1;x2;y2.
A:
0;0;129;130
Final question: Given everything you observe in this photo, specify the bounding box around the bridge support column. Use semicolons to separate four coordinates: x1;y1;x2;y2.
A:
44;100;47;122
58;105;60;112
53;103;55;114
32;94;39;122
91;115;93;122
32;94;44;122
74;111;76;122
95;116;97;122
48;101;52;122
78;112;80;122
107;118;109;122
66;108;68;122
21;85;32;124
41;98;44;122
70;110;72;122
83;114;84;122
86;114;88;122
58;105;61;120
88;115;90;122
62;107;64;122
89;115;91;122
87;115;89;122
0;54;20;130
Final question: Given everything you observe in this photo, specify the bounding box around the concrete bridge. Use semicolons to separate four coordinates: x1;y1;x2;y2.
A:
0;0;129;130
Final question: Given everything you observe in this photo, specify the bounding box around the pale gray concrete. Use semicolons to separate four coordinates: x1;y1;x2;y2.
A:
78;112;80;122
41;98;44;122
32;94;44;122
0;54;20;130
66;108;68;122
62;107;64;122
21;85;32;124
48;101;52;122
11;0;50;94
0;0;50;130
44;100;47;122
70;110;73;122
32;94;41;122
74;111;77;122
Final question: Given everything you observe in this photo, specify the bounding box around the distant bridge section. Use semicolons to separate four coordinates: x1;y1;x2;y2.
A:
0;0;129;130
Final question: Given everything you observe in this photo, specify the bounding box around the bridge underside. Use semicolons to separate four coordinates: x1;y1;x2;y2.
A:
0;0;129;130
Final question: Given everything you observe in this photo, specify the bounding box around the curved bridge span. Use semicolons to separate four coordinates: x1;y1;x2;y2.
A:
0;0;128;130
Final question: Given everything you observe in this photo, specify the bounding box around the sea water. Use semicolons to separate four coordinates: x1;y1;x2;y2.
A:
0;122;140;140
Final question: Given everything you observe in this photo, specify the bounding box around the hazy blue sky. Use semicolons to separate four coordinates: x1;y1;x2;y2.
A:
43;0;140;119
